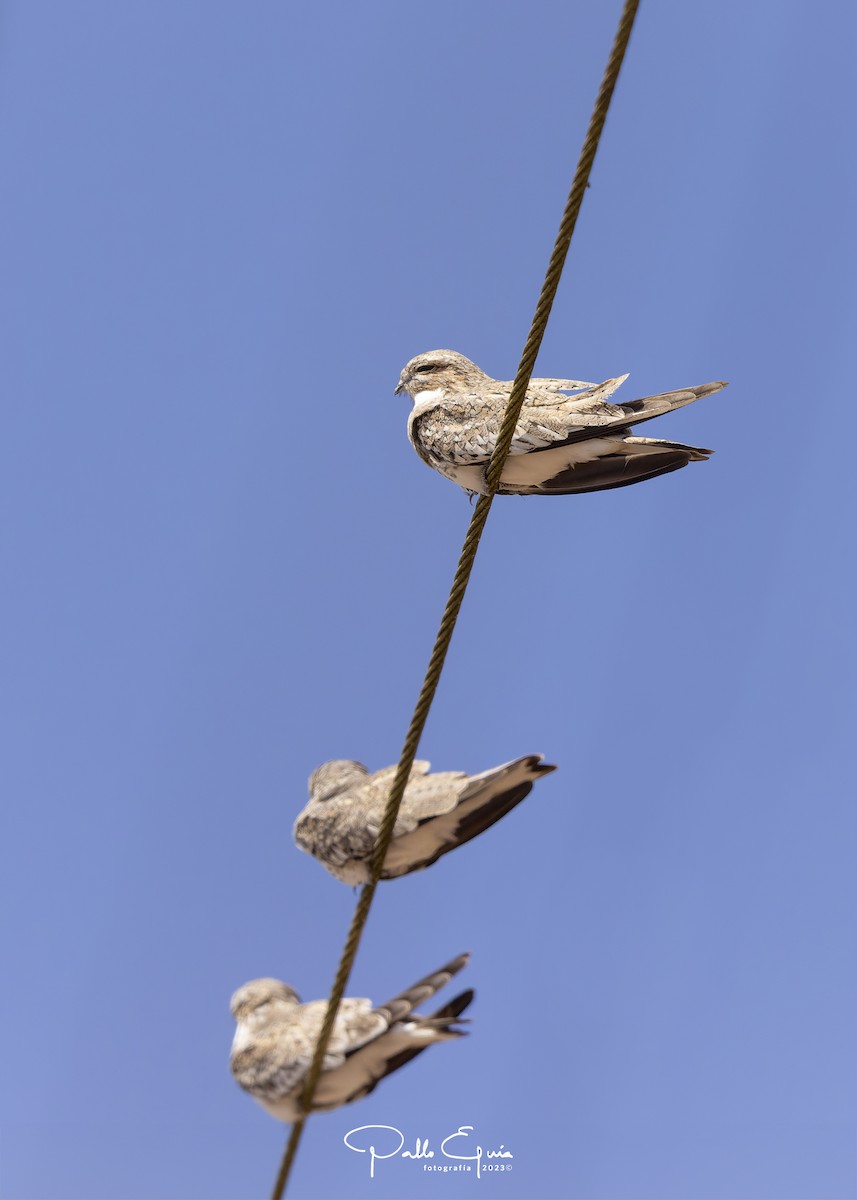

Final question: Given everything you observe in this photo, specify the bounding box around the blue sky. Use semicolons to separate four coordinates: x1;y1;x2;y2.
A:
1;2;855;1198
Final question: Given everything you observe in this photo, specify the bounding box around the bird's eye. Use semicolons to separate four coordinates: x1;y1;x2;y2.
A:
415;363;437;374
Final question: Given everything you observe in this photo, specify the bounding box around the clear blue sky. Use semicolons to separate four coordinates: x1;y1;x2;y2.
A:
1;3;855;1198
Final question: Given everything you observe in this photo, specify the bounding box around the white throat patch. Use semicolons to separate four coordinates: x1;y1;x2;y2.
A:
411;387;445;415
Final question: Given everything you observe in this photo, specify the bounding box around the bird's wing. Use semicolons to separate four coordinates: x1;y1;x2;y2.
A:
412;377;726;466
367;760;432;786
522;375;608;404
507;375;638;448
381;755;555;877
397;771;472;821
358;763;453;839
308;954;469;1069
374;953;470;1022
290;997;388;1065
232;997;391;1107
310;988;473;1112
536;378;729;446
294;761;436;869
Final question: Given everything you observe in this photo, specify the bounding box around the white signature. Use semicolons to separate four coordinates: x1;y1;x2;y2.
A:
343;1124;513;1179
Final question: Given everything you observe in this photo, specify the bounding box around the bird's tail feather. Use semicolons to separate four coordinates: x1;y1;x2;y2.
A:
623;435;713;461
346;990;474;1105
611;380;728;427
376;953;470;1024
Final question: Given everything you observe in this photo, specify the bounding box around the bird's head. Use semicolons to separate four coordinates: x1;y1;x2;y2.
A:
394;349;487;399
230;978;300;1022
308;759;370;802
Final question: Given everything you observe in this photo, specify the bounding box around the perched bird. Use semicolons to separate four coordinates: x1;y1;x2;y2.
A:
230;953;472;1122
395;349;728;496
294;754;556;885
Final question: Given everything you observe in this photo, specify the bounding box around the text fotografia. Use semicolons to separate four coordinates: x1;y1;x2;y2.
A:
343;1124;513;1180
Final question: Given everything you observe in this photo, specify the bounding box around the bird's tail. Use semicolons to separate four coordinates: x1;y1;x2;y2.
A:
448;754;556;847
464;754;557;791
362;990;474;1088
376;953;470;1024
606;380;728;428
418;989;475;1038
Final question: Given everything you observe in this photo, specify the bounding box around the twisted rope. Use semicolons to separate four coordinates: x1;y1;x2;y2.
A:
272;3;639;1194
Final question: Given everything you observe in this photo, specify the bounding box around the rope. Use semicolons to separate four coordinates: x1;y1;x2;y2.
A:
272;3;640;1194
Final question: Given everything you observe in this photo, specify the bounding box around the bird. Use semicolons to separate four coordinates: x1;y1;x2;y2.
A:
395;349;728;496
294;754;556;885
229;953;473;1122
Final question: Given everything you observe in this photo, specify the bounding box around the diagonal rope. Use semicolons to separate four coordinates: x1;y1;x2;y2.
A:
272;3;640;1195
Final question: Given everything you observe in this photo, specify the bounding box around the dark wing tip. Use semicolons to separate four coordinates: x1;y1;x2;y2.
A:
432;988;475;1021
526;755;558;777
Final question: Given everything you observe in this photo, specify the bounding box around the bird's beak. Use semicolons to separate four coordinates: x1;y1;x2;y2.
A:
393;379;405;396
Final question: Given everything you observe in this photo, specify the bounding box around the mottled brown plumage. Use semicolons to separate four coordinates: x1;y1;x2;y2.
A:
294;754;556;885
395;349;727;496
229;954;472;1123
